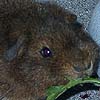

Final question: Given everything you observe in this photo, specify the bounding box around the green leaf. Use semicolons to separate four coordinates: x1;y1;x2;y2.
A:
46;85;65;100
46;77;100;100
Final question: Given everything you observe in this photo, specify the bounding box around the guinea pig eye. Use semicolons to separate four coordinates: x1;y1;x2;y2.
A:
40;47;52;58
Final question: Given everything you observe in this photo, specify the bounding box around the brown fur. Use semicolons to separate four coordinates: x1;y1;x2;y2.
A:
0;0;99;100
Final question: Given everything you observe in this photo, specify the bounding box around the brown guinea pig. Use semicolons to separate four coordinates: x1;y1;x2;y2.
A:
0;0;100;100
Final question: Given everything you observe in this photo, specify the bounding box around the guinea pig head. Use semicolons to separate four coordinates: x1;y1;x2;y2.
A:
4;4;99;84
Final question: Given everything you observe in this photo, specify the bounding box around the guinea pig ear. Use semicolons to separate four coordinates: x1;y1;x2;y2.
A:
65;12;77;23
4;34;25;62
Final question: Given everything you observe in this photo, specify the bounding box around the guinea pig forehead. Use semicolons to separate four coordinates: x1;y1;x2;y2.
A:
34;34;64;48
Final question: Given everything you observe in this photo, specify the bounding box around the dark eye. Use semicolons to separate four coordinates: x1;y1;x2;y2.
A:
40;47;52;58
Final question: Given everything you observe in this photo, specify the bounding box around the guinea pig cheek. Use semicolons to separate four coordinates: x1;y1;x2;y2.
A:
61;63;81;79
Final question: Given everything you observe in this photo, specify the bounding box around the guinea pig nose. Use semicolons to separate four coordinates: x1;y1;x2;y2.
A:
73;66;84;72
73;62;93;72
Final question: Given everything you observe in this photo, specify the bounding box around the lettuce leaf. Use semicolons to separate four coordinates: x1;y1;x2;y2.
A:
46;77;100;100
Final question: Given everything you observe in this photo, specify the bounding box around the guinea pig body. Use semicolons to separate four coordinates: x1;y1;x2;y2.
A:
0;0;99;100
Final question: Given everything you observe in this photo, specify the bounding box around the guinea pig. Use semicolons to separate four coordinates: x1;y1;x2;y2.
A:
0;0;99;100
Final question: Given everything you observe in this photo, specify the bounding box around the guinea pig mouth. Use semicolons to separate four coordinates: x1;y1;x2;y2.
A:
73;61;93;73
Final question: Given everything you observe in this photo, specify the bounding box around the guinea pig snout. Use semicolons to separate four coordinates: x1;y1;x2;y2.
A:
73;61;93;73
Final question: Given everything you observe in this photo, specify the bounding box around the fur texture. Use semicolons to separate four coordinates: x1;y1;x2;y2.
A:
0;0;99;100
